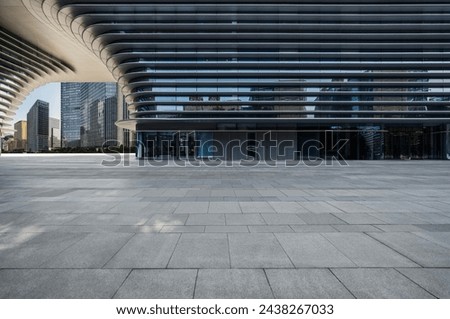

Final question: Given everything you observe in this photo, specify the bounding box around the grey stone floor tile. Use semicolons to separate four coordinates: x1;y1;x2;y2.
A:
268;202;305;213
228;233;293;268
68;214;148;226
114;269;197;299
211;189;235;197
160;225;205;233
0;232;87;268
374;224;424;232
367;213;428;225
105;234;180;268
41;233;133;268
261;213;306;225
17;213;80;226
208;201;242;214
145;202;179;214
127;225;163;233
358;201;435;213
332;225;382;232
266;269;354;299
412;232;450;249
0;269;130;299
290;225;338;233
0;202;28;213
275;233;356;267
332;268;435;299
407;213;450;224
70;202;121;214
298;202;344;213
174;202;209;214
280;189;311;197
239;201;275;213
186;214;225;225
257;189;286;197
105;202;152;216
195;269;273;298
225;213;266;225
168;234;230;268
369;232;450;267
416;224;450;232
322;233;418;267
146;214;188;226
249;225;293;233
205;226;249;233
7;202;75;214
297;213;346;225
327;201;376;213
332;213;386;225
397;268;450;298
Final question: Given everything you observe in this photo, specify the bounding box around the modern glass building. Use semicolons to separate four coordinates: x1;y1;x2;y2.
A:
61;83;82;146
1;1;450;160
79;82;117;147
27;99;49;153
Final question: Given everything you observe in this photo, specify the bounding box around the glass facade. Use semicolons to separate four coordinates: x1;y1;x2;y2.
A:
15;1;450;159
61;83;81;146
26;99;49;152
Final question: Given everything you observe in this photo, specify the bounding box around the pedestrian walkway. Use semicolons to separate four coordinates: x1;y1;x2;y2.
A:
0;154;449;298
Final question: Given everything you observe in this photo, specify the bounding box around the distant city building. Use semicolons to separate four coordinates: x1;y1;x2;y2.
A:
61;82;118;148
27;100;49;152
61;83;82;147
80;82;117;147
117;92;132;148
13;120;27;151
49;117;61;150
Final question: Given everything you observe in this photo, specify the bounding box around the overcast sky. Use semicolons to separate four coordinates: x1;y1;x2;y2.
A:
13;83;61;122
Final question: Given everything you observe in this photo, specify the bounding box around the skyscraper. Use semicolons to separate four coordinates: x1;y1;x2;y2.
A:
13;120;27;151
61;82;118;148
80;82;117;147
27;100;49;152
61;83;81;147
49;117;61;150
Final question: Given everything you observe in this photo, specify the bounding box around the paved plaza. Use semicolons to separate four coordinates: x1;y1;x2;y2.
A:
0;154;449;299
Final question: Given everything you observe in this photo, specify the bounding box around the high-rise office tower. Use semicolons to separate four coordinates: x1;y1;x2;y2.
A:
13;120;27;151
61;83;81;147
49;117;61;150
80;82;117;147
61;82;118;148
27;100;49;152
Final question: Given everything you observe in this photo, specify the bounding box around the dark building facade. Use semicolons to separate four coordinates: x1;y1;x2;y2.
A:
104;1;450;160
61;82;118;148
1;1;450;160
80;82;117;147
27;99;49;152
61;83;82;147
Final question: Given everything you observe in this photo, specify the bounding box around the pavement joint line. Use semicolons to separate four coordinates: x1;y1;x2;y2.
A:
328;268;357;299
111;268;133;299
165;233;182;269
272;233;296;269
318;233;358;267
365;232;424;268
192;269;200;299
393;268;438;299
226;233;232;269
262;268;275;298
36;232;89;268
101;233;137;269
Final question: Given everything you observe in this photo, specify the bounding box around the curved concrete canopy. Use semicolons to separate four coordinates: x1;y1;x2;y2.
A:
0;0;113;135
